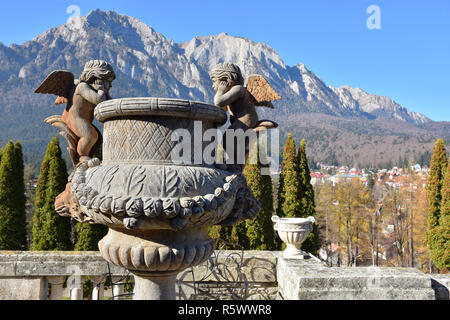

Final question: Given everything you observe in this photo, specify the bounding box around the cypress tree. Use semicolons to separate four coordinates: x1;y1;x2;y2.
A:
13;142;27;248
297;139;315;217
428;160;450;271
74;223;108;251
425;139;447;245
441;161;450;220
426;139;447;229
278;133;301;218
230;221;249;249
0;141;27;249
244;141;276;250
276;133;301;250
425;139;448;269
297;139;320;255
208;223;248;249
30;136;72;250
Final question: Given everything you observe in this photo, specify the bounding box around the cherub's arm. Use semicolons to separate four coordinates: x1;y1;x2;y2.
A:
77;82;108;105
214;85;246;108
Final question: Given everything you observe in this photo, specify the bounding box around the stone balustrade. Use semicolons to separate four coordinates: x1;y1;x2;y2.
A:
0;250;448;300
0;250;279;300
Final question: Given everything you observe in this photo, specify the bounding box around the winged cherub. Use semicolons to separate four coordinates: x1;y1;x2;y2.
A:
35;60;116;166
210;63;280;169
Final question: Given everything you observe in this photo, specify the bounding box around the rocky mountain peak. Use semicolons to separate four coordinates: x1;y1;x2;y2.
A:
296;63;309;73
334;85;431;124
0;9;432;125
0;9;445;170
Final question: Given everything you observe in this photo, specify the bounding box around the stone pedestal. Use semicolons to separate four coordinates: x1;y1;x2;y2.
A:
133;274;177;300
277;257;436;300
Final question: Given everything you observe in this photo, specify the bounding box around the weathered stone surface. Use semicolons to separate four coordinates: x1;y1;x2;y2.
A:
0;251;124;276
0;251;277;279
0;277;47;300
431;274;450;300
85;96;260;300
277;257;436;300
2;251;447;300
0;251;279;300
177;282;278;300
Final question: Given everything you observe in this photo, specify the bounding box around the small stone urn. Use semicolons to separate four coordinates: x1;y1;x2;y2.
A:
69;98;260;299
272;216;315;259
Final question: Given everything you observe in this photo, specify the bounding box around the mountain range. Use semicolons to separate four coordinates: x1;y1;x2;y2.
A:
0;9;448;171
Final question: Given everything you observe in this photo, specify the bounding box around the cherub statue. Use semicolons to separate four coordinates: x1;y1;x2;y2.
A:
35;60;115;219
35;60;116;166
210;63;280;170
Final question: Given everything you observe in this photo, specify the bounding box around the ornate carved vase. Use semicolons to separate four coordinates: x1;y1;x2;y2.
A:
272;216;315;259
69;98;259;299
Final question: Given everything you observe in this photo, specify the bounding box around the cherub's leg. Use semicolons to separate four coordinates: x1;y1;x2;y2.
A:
70;118;99;162
223;120;252;171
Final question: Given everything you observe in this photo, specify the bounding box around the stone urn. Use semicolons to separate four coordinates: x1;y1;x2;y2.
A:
272;216;315;259
69;98;260;299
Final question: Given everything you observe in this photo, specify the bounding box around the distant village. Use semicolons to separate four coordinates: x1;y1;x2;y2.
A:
309;163;429;188
269;161;429;189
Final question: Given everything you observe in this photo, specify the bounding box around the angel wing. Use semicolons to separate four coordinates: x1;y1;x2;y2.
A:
45;115;79;166
246;75;281;109
35;70;75;105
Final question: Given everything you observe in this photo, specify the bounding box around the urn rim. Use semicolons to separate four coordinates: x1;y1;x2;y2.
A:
95;97;227;125
272;215;315;225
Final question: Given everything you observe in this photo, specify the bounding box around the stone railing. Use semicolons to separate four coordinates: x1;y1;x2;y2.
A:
0;251;278;300
0;251;448;300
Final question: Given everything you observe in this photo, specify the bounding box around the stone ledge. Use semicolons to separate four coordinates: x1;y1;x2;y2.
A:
0;250;279;281
294;288;436;300
1;251;448;300
0;251;124;276
0;277;47;300
277;257;439;300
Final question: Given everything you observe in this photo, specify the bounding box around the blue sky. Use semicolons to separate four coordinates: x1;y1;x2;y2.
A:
0;0;449;121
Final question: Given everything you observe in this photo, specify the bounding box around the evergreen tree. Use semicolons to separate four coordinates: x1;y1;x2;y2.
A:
428;160;450;271
230;221;249;249
426;139;447;230
0;141;27;249
297;139;315;218
74;223;108;251
30;136;72;250
208;223;248;250
297;139;320;255
244;141;276;250
425;139;448;269
276;134;301;250
441;161;450;221
13;142;27;247
277;133;301;218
